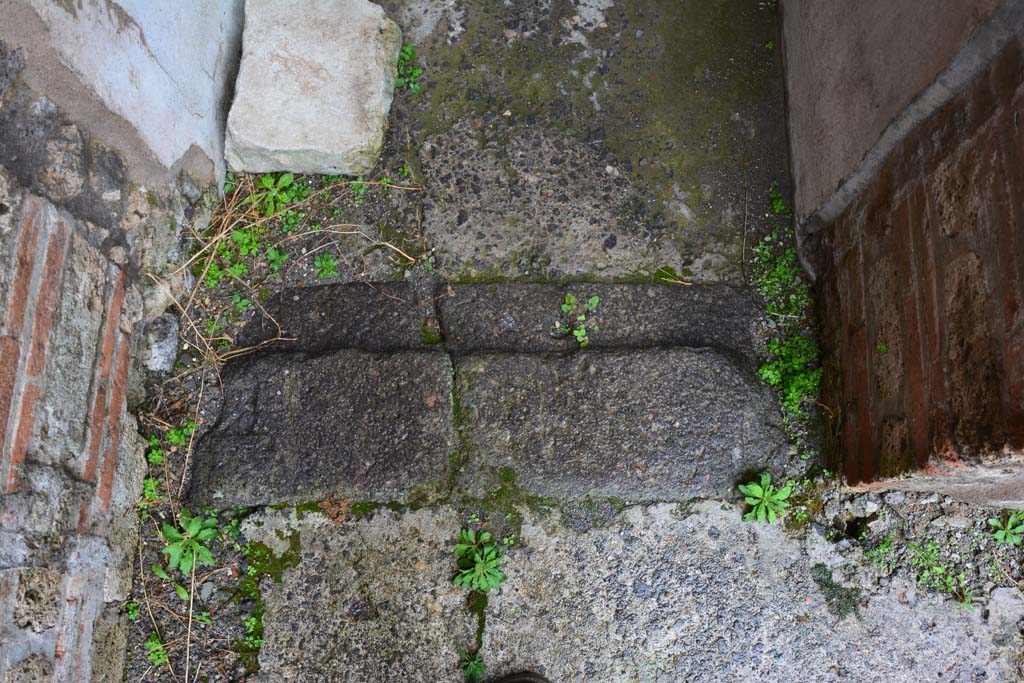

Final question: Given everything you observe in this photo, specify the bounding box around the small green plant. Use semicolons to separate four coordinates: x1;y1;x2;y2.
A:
145;633;168;666
907;541;973;607
138;476;162;511
758;335;823;416
232;293;251;312
351;176;368;205
231;228;261;257
146;436;165;464
864;534;897;572
876;342;889;354
125;600;140;620
453;529;507;593
265;247;288;273
752;186;821;430
553;293;600;348
160;508;218;575
196;611;212;625
241;614;264;649
314;253;339;279
228;262;248;279
223;171;238;194
166;422;196;447
204;262;225;288
738;473;791;523
989;512;1024;546
460;651;486;683
396;44;424;93
245;173;296;216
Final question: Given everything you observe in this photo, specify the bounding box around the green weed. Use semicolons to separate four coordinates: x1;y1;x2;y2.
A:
738;473;791;523
752;186;821;431
864;533;896;572
314;253;339;279
146;436;164;464
160;508;219;576
265;247;288;273
460;651;486;683
907;541;974;607
351;176;368;205
553;293;600;348
145;633;168;666
989;512;1024;546
396;44;424;94
244;173;297;217
453;529;507;593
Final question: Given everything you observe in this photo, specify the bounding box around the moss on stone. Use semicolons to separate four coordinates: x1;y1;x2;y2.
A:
810;563;861;620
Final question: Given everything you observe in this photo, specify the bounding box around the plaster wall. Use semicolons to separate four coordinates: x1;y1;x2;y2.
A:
782;0;1003;222
0;0;243;184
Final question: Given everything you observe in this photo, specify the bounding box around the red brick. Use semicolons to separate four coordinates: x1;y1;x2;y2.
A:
96;270;126;382
913;183;947;409
25;219;68;377
80;385;107;483
4;196;42;334
6;382;40;493
0;336;20;457
96;333;131;511
895;189;930;468
993;109;1024;443
850;326;874;484
843;240;873;483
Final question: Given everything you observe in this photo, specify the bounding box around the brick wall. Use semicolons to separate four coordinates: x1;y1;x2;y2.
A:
0;163;146;680
808;41;1024;483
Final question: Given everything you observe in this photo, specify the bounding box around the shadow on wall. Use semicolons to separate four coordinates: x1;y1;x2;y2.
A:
791;4;1024;484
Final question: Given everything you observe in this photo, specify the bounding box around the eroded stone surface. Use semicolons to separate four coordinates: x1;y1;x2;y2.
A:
225;0;401;174
372;0;789;281
188;350;455;505
485;503;1024;682
236;281;433;353
455;349;792;500
249;507;475;683
441;282;757;357
243;503;1024;683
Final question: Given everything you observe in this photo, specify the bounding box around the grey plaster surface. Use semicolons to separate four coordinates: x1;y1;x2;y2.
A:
781;0;1003;220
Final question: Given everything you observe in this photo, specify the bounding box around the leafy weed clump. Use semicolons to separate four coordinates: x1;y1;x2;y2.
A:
752;185;822;449
552;293;600;348
738;473;791;523
396;44;424;93
454;528;507;592
989;512;1024;546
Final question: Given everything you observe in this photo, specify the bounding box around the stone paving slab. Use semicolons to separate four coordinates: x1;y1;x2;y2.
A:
441;282;757;357
236;281;431;353
247;507;475;683
188;349;455;506
484;503;1024;683
243;504;1024;683
455;349;792;501
237;281;758;358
